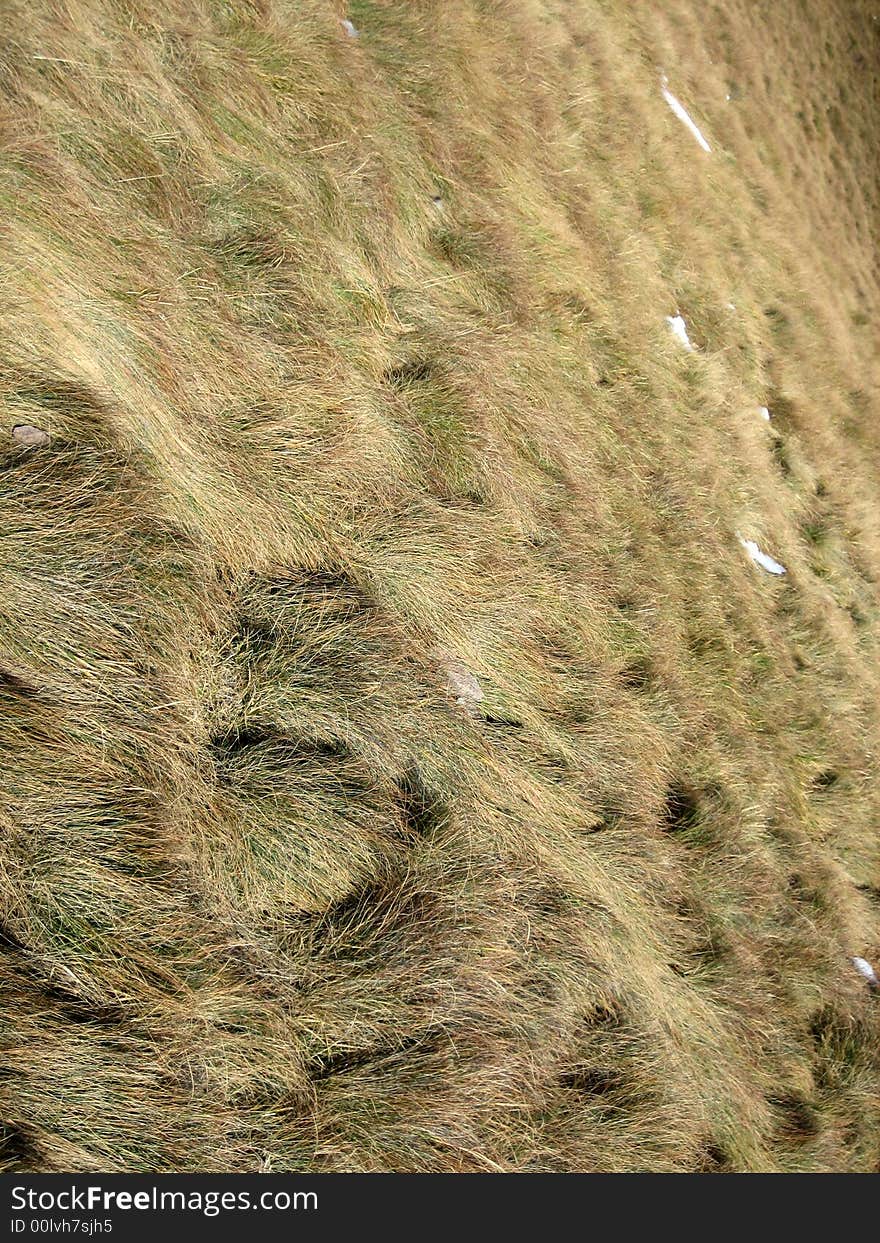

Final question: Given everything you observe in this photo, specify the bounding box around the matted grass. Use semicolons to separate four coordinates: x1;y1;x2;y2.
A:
0;0;878;1172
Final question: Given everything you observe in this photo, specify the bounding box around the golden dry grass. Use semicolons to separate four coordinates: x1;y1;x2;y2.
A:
0;0;878;1172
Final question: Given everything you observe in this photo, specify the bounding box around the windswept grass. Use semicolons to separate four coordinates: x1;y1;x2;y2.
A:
0;0;878;1172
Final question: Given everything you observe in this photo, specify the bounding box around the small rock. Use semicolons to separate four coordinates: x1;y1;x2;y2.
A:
438;650;483;714
341;18;358;37
759;406;771;421
12;424;50;448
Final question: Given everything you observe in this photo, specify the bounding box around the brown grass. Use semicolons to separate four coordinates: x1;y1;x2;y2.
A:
0;0;878;1172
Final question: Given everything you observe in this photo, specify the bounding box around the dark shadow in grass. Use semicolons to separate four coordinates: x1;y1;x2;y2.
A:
383;358;436;389
39;983;127;1028
0;667;41;699
4;374;111;453
674;894;728;966
10;375;104;414
0;924;27;954
580;999;625;1030
305;870;441;966
809;1004;867;1054
662;780;701;833
558;1065;622;1094
769;1093;821;1143
0;1123;40;1171
230;570;366;646
556;1061;644;1121
433;488;486;510
693;924;728;967
210;726;349;766
767;389;797;424
764;305;791;334
209;724;275;760
0;925;125;1027
264;568;362;598
228;619;276;662
807;1005;874;1089
559;292;593;323
586;808;623;834
801;518;828;546
394;768;450;840
308;879;384;941
228;569;380;663
309;1029;444;1082
620;656;653;691
809;1005;840;1046
695;1139;732;1171
811;769;839;791
770;435;793;478
786;873;829;914
217;229;289;271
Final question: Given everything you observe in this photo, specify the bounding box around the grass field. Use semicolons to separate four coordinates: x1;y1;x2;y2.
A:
1;0;878;1173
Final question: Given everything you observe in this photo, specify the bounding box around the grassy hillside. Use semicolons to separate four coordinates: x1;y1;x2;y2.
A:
1;0;878;1172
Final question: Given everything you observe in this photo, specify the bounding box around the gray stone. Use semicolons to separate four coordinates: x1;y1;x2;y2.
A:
12;424;50;447
438;650;483;713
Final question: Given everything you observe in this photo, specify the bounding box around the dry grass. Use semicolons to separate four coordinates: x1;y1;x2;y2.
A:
0;0;878;1173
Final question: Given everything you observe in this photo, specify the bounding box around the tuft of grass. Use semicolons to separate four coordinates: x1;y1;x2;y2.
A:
0;0;878;1173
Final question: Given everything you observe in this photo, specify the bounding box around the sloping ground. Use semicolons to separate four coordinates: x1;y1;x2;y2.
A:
1;0;878;1173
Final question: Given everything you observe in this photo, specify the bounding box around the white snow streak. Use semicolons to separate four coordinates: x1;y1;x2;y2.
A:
661;78;712;152
853;956;879;985
666;313;694;350
739;536;786;576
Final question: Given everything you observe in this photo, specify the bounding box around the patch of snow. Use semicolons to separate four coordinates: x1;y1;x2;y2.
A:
341;18;359;38
739;536;786;576
661;76;712;152
666;313;694;351
759;406;771;421
853;956;878;985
